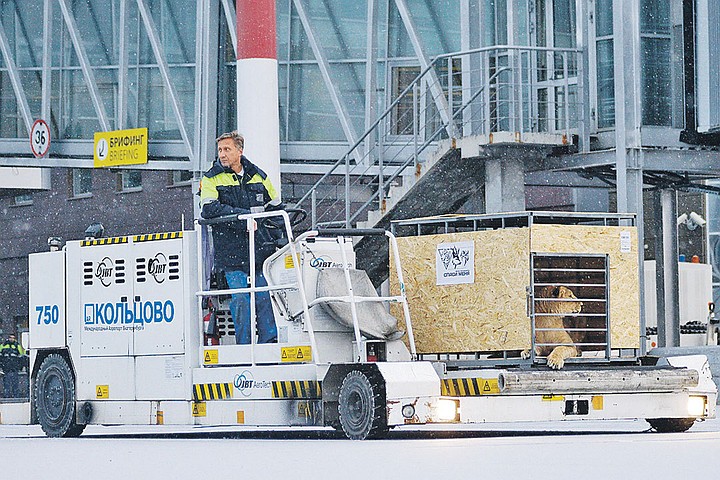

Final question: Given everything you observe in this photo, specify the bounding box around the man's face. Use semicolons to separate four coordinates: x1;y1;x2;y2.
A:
217;138;242;172
9;335;15;342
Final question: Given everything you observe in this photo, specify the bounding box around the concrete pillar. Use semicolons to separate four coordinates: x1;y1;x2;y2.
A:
484;151;525;213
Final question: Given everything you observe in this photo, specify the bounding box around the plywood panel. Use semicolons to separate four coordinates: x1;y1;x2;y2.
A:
391;228;531;353
530;224;640;349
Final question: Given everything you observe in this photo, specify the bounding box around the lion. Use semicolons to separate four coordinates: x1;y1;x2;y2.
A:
521;285;583;369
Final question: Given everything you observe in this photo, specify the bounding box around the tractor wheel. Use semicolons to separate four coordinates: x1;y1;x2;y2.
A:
34;354;84;437
646;417;696;433
337;370;387;440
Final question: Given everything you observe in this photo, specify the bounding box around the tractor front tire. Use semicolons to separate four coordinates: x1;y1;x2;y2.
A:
34;354;84;437
337;370;387;440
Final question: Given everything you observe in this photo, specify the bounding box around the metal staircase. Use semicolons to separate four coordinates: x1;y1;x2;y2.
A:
294;45;585;282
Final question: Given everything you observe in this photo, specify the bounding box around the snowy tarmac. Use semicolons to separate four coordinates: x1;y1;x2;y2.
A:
2;418;719;479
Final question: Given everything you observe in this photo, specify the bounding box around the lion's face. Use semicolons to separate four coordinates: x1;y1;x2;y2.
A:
536;285;582;314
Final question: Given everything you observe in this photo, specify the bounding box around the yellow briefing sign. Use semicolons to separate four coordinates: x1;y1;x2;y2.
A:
94;127;148;167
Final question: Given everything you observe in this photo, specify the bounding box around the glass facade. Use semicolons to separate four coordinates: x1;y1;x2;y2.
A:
595;0;614;129
0;0;198;157
0;0;701;164
640;0;674;127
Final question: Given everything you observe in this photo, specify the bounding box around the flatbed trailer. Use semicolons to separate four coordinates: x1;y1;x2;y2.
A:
1;211;716;439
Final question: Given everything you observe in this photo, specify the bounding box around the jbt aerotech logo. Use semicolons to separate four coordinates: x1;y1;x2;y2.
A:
95;257;114;287
309;256;347;270
147;252;168;283
233;370;271;397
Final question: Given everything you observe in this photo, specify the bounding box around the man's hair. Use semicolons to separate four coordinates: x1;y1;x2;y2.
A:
216;131;244;150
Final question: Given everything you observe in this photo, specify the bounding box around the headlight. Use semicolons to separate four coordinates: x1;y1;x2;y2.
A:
435;398;459;422
688;396;707;417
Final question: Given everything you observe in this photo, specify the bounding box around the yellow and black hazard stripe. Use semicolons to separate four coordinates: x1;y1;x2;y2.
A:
81;236;129;247
133;231;183;243
271;380;322;399
193;383;233;401
441;377;500;396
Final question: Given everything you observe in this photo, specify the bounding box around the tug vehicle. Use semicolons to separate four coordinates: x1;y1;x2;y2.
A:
5;210;717;439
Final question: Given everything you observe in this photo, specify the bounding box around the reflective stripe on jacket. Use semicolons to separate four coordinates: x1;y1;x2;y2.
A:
200;156;279;272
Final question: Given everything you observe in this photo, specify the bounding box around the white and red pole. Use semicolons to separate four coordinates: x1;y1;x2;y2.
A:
236;0;281;197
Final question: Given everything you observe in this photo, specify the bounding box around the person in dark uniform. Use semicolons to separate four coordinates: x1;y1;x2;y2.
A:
0;334;27;398
200;131;281;344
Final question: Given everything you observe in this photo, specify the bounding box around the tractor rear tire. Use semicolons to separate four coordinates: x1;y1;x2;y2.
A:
337;370;387;440
34;354;84;437
646;417;696;433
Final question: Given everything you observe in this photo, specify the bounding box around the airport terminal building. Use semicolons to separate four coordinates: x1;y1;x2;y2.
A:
1;0;719;337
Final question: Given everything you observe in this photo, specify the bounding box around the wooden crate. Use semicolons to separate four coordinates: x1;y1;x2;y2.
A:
390;224;639;354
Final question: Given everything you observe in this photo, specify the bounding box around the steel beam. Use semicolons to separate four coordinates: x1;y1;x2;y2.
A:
194;0;219;175
118;0;129;129
136;0;195;163
655;188;681;348
57;0;110;132
220;0;238;58
0;18;33;133
393;0;455;138
42;0;52;124
364;0;378;162
545;147;720;176
576;0;591;153
612;0;642;213
291;0;359;151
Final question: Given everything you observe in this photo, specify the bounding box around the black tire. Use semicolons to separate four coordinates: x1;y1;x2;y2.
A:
647;417;696;433
337;370;387;440
34;354;84;437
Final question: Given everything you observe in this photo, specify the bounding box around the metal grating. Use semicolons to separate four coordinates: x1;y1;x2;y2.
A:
530;254;610;364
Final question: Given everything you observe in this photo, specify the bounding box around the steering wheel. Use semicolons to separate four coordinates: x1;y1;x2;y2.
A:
262;208;308;230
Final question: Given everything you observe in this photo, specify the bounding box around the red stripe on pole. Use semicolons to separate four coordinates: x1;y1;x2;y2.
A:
237;0;277;60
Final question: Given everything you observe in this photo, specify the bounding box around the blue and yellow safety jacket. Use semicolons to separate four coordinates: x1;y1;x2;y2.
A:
200;156;280;272
0;340;26;372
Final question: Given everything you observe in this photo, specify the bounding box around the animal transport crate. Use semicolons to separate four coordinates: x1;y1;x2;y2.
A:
389;212;640;360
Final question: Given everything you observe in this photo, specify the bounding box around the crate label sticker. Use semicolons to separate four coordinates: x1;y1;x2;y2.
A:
192;402;206;417
281;346;312;363
96;385;110;399
592;395;604;410
204;349;219;364
620;231;631;253
541;395;565;402
436;241;475;285
236;411;245;424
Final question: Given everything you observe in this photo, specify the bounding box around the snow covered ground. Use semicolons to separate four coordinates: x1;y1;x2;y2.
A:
1;419;719;479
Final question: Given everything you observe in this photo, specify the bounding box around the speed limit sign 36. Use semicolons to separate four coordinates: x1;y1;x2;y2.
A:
30;119;51;158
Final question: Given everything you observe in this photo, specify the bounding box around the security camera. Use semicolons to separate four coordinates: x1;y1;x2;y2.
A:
677;213;688;226
688;211;706;229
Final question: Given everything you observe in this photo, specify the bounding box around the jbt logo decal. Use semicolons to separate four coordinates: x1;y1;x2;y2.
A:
309;256;351;270
95;257;114;287
233;370;271;397
148;253;167;283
